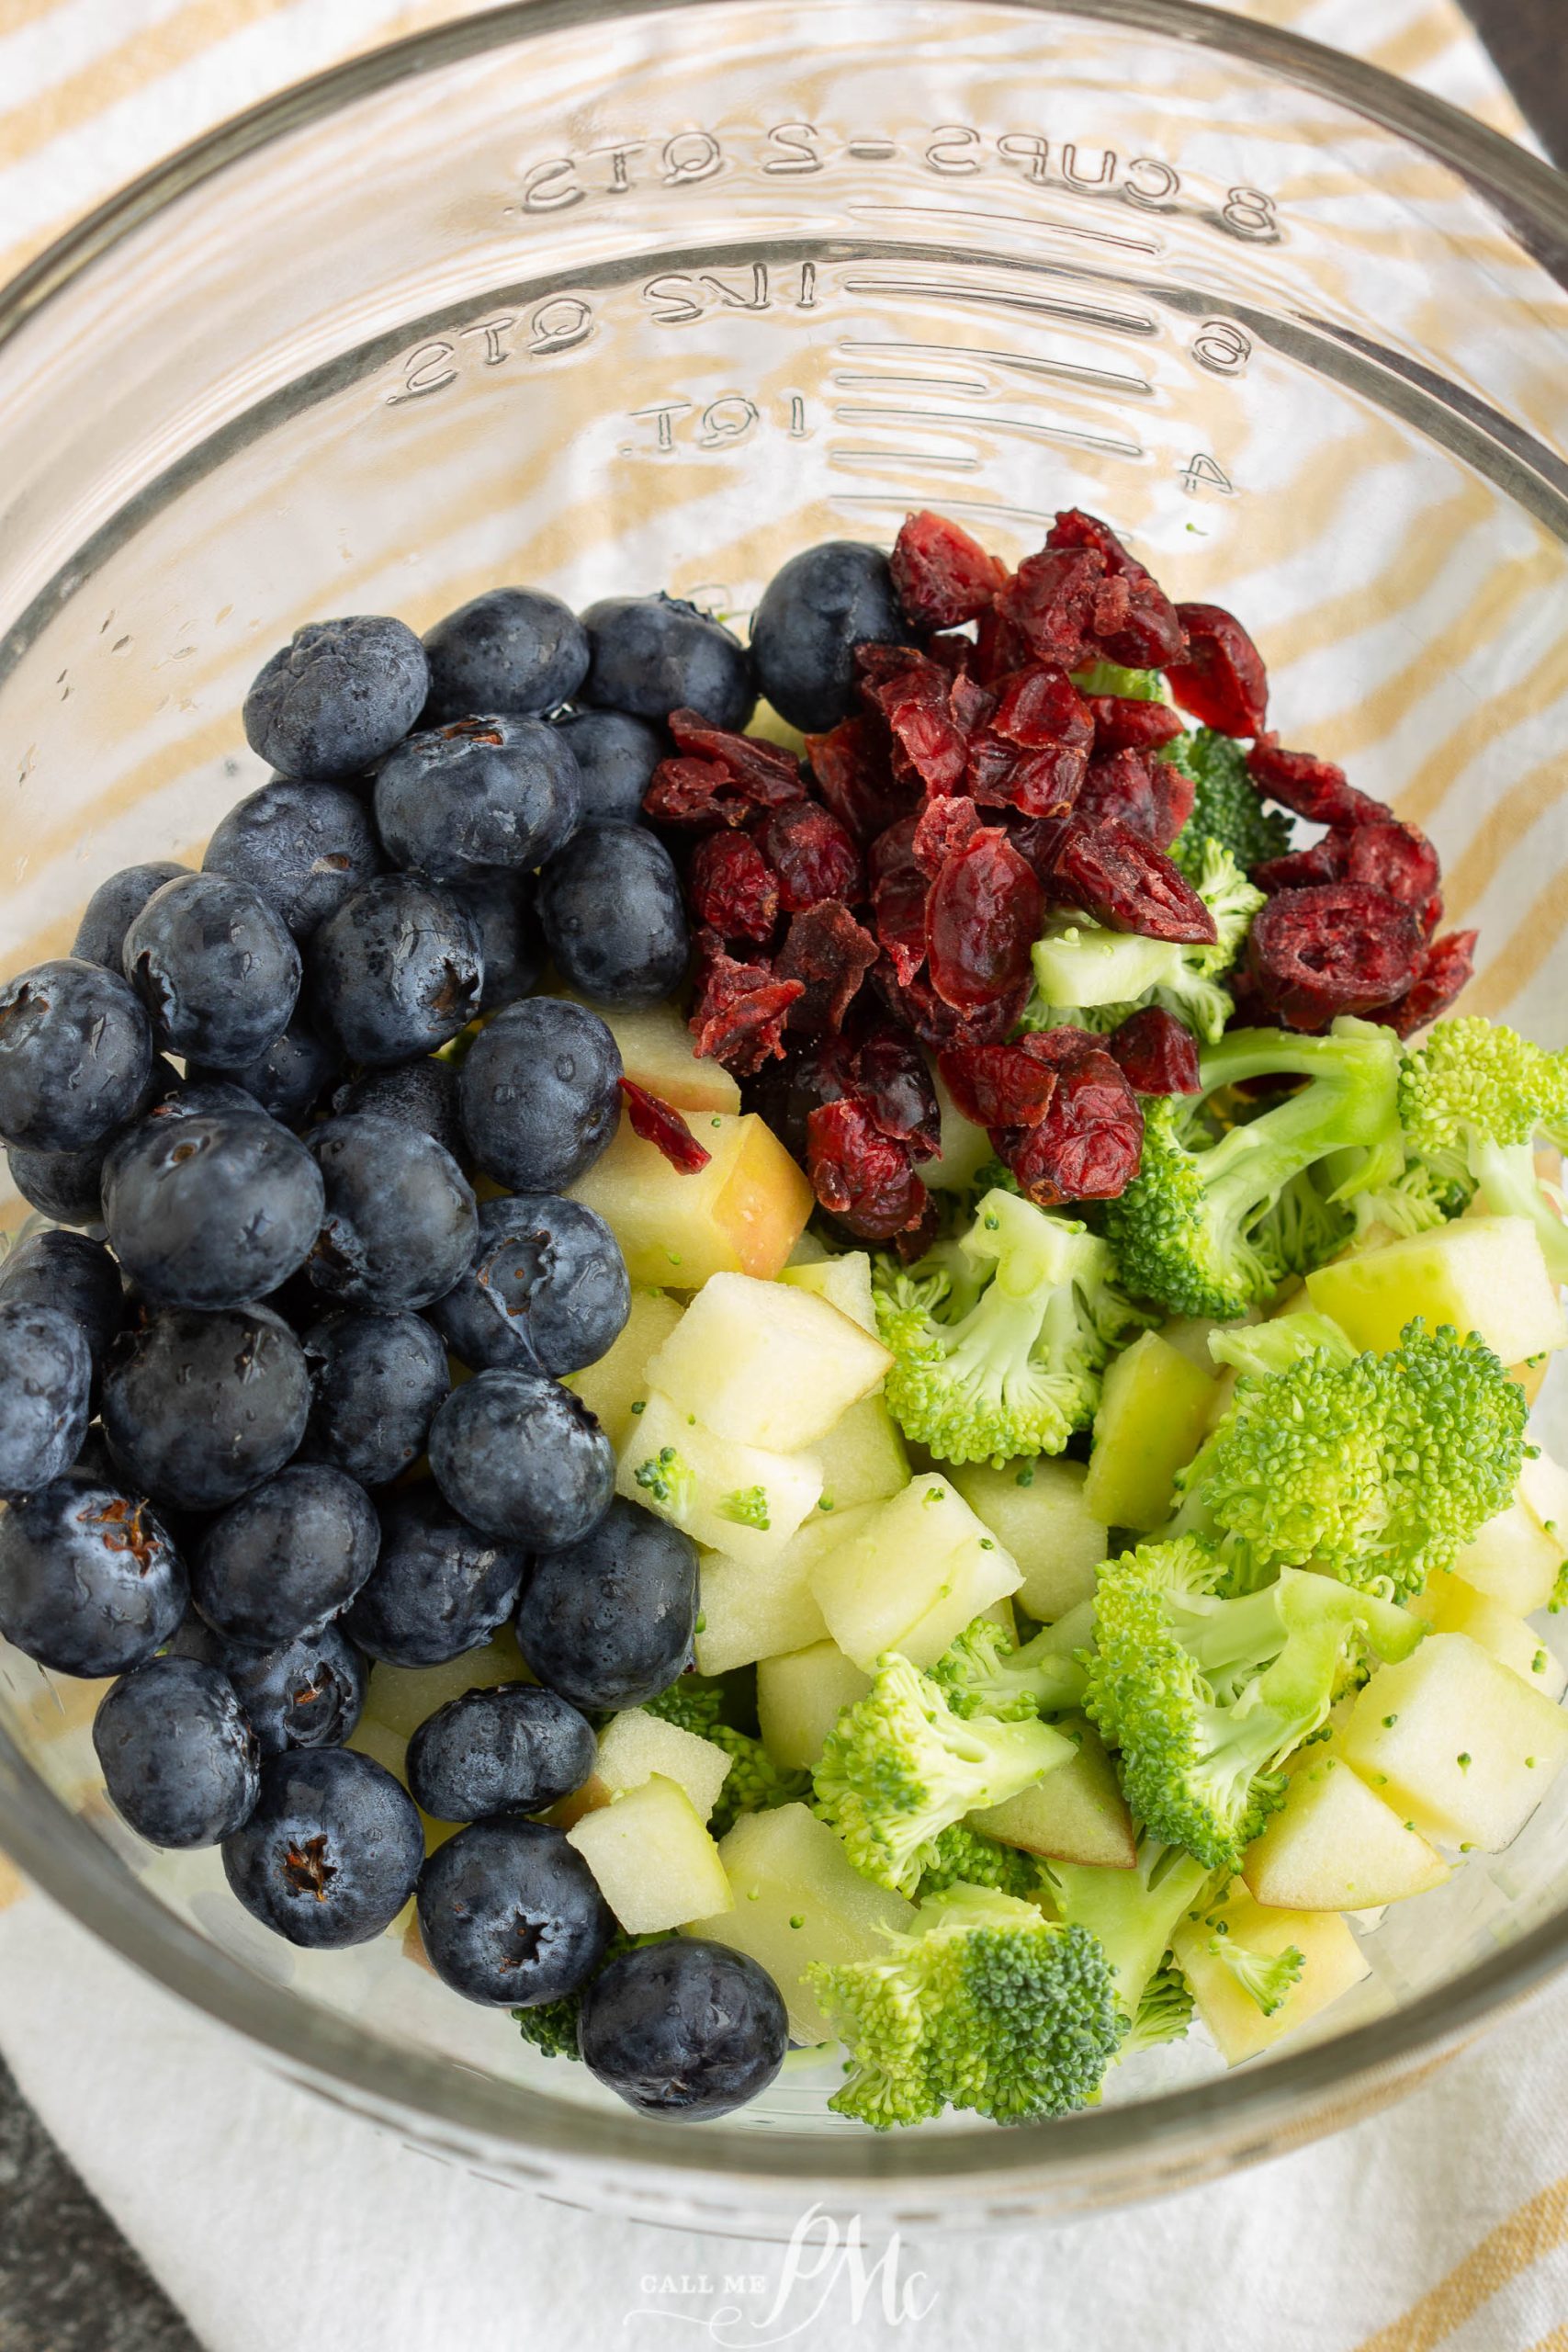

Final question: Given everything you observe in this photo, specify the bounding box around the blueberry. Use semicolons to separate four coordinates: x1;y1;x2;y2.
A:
449;870;544;1012
536;823;688;1008
308;1114;477;1312
205;1621;367;1755
422;588;590;723
0;1469;187;1675
428;1370;614;1551
300;1308;449;1488
243;616;430;781
578;1940;788;2118
192;1464;378;1647
0;1300;92;1497
515;1497;697;1712
344;1484;527;1667
582;594;753;731
94;1656;259;1848
72;864;191;972
222;1747;424;1948
203;778;383;942
457;998;621;1193
5;1051;175;1225
554;710;664;825
191;1015;340;1127
329;1056;462;1159
0;1229;123;1375
749;540;908;732
416;1817;610;2006
0;959;153;1153
102;1100;325;1311
102;1303;310;1512
374;716;581;882
428;1194;628;1377
123;874;301;1069
308;875;483;1065
406;1683;596;1821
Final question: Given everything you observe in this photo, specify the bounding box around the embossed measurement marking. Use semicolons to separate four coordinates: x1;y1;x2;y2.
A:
837;337;1153;399
832;403;1143;460
840;276;1156;337
832;368;991;396
850;199;1162;256
834;447;982;472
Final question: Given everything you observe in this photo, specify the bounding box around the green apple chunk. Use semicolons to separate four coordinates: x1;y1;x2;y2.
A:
808;1475;1021;1670
969;1717;1136;1868
756;1640;873;1772
569;1111;814;1288
1171;1883;1370;2066
812;1396;909;1514
553;989;740;1114
645;1272;890;1451
615;1389;822;1568
683;1803;918;2043
1519;1448;1568;1545
1411;1569;1566;1701
694;1505;874;1677
1343;1632;1568;1849
556;1707;733;1828
1081;1330;1216;1532
565;1775;731;1933
1242;1752;1450;1911
779;1250;878;1336
951;1456;1108;1623
564;1287;684;1451
1450;1501;1566;1617
1306;1215;1568;1364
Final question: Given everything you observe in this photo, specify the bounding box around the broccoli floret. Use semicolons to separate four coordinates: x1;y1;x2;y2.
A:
807;1882;1123;2127
643;1674;728;1737
1389;1017;1568;1281
1024;840;1263;1046
1122;1962;1196;2055
1167;728;1293;879
1179;1317;1528;1597
1040;1834;1214;2034
1206;1926;1303;2017
928;1612;1089;1720
633;1446;695;1514
1102;1019;1404;1319
872;1187;1145;1467
1084;1538;1422;1871
813;1653;1076;1895
706;1724;811;1838
1205;1309;1356;1382
917;1821;1043;1901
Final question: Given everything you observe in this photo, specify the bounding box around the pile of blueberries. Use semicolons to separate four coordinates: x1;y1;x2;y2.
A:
0;582;810;2120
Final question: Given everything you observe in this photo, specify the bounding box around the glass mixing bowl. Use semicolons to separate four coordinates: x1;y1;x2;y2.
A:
3;0;1568;2235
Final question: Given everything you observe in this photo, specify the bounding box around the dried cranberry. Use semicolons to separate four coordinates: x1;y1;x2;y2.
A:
1247;736;1380;829
874;960;1030;1052
996;546;1107;671
925;633;978;676
668;710;804;806
689;938;806;1074
1047;509;1186;670
1165;603;1269;737
926;829;1044;1010
1006;812;1077;887
1052;820;1217;944
892;1191;942;1261
758;800;863;913
937;1044;1057;1130
644;755;752;831
807;1097;931;1242
989;665;1094;753
867;655;969;795
688;831;780;944
966;733;1087;820
912;794;983;881
1014;1023;1106;1071
994;1045;1144;1204
1371;929;1477;1038
743;1034;857;1164
1343;816;1440;913
854;641;928;692
868;815;930;987
890;511;1006;629
972;605;1032;684
1247;885;1424;1030
618;1078;711;1173
1074;747;1194;851
854;1025;942;1160
806;716;914;844
1088;695;1185;754
1254;833;1348;894
1107;1005;1202;1096
776;902;880;1035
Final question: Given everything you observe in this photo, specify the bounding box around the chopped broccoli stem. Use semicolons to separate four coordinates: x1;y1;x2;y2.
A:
1041;1836;1214;2035
1023;838;1263;1048
928;1613;1089;1720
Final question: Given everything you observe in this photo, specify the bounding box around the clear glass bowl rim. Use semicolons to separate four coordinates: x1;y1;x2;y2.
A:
3;0;1568;2207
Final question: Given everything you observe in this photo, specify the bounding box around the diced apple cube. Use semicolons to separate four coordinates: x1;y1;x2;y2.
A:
1242;1753;1450;1910
1520;1448;1568;1545
564;1287;684;1450
969;1717;1135;1868
1082;1330;1216;1532
1305;1216;1568;1364
555;1707;732;1828
616;1389;821;1568
694;1506;874;1676
779;1251;878;1337
1343;1632;1568;1849
1450;1502;1565;1617
565;1775;731;1932
1411;1569;1566;1700
951;1457;1108;1622
554;989;739;1114
756;1640;873;1771
645;1272;890;1451
569;1111;813;1288
1172;1884;1370;2065
683;1803;917;2042
809;1476;1021;1669
812;1396;908;1515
